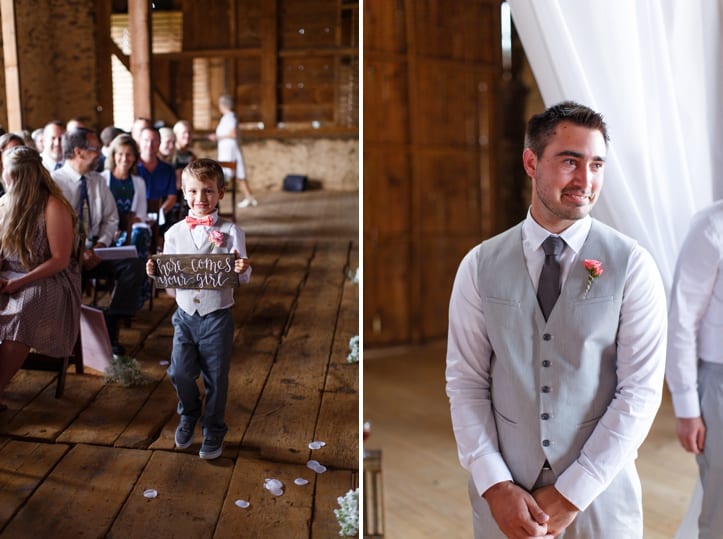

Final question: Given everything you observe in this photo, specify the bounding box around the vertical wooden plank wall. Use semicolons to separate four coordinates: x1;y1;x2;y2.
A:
364;0;503;347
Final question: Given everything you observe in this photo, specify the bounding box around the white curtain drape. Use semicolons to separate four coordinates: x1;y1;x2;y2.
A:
508;1;723;535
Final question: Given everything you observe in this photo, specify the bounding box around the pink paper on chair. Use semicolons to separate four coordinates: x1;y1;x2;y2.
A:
80;305;113;374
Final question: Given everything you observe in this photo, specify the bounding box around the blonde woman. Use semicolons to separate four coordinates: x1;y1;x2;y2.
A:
0;146;81;409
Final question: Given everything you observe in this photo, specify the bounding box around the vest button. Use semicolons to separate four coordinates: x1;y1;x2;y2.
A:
541;385;551;393
542;439;551;447
541;413;550;420
543;333;552;341
542;360;551;368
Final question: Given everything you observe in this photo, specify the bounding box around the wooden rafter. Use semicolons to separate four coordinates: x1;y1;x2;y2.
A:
128;0;153;121
1;0;22;131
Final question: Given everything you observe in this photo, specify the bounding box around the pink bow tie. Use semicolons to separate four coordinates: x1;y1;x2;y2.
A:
185;215;213;229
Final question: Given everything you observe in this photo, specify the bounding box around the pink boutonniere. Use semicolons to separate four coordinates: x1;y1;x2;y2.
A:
208;230;225;248
583;259;604;297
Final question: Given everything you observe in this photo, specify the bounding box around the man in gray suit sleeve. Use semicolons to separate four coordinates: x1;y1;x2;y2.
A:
446;102;667;538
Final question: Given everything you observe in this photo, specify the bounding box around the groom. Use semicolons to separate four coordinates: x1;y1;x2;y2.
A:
446;102;667;538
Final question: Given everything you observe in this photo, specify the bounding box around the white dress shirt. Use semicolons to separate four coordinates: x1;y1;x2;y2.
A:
52;163;119;247
41;152;62;173
666;200;723;418
446;211;667;509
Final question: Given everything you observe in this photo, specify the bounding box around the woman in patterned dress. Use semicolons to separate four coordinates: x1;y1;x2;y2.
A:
0;146;81;409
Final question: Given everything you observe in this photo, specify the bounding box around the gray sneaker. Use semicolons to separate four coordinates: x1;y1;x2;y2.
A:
174;417;197;449
199;436;224;460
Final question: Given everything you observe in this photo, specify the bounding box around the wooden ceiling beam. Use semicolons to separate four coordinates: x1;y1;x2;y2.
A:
128;0;153;121
1;0;22;131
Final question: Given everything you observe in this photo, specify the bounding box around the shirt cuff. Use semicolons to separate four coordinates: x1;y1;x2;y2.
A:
670;390;701;418
469;452;514;497
554;461;605;511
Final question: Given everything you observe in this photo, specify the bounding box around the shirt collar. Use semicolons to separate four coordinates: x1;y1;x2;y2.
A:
523;209;592;255
63;162;86;182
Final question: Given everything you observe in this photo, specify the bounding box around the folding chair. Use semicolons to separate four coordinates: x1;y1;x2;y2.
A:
146;198;166;310
217;161;237;223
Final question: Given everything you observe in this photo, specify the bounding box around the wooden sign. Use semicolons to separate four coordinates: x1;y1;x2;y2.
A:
150;254;238;289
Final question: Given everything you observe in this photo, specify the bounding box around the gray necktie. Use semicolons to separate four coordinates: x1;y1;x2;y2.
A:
537;235;565;320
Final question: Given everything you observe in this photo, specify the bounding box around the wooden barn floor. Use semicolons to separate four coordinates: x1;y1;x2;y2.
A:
0;190;359;538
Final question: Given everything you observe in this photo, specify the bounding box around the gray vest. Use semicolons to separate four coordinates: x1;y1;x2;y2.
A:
169;218;238;316
477;219;635;489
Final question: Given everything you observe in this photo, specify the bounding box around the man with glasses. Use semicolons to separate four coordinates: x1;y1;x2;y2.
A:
53;128;146;356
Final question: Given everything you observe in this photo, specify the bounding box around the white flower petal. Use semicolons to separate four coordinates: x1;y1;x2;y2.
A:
294;477;310;486
308;440;326;450
264;478;284;491
269;487;284;497
235;499;250;508
307;460;328;473
143;488;158;499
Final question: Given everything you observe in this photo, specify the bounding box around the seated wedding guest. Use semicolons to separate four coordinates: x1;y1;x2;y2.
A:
138;126;178;233
41;120;65;172
66;117;88;132
31;128;44;152
172;120;196;173
131;117;152;146
101;134;151;259
97;125;125;173
172;120;196;216
0;133;26;197
159;126;176;164
0;133;25;153
53;128;146;356
19;130;35;147
0;146;81;409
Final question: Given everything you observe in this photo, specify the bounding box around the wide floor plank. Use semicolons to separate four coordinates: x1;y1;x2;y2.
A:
213;456;314;538
109;451;232;538
0;441;69;528
2;444;149;538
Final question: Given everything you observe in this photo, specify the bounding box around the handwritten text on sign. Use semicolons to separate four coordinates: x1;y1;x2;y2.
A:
151;254;238;289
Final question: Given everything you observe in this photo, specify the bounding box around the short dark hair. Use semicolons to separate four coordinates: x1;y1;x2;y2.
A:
525;101;609;157
62;127;96;159
100;125;125;146
0;132;25;152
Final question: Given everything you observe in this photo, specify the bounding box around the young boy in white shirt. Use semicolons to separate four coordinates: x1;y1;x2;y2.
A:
147;158;250;459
